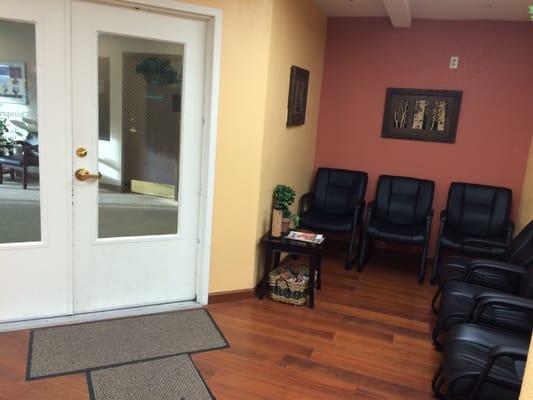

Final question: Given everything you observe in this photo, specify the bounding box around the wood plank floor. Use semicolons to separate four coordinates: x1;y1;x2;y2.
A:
0;249;440;399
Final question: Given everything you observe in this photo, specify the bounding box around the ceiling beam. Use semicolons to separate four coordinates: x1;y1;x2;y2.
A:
382;0;412;28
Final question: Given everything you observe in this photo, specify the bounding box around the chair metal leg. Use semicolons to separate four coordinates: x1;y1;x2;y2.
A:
419;240;430;284
23;166;28;189
431;243;442;285
345;226;358;270
432;321;444;351
432;363;448;399
358;234;369;272
432;288;441;314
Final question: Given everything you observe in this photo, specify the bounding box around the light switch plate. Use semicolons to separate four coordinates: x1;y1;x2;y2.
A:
449;56;459;69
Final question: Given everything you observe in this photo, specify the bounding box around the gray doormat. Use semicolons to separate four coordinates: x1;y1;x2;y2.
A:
27;308;228;380
88;355;214;400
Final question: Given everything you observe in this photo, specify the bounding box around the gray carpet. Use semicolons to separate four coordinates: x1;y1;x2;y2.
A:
27;309;228;380
88;355;214;400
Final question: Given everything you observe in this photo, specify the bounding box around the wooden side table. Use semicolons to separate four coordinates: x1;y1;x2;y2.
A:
256;231;325;309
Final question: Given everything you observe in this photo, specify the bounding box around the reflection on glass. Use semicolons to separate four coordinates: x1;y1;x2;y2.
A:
0;21;40;243
98;34;182;238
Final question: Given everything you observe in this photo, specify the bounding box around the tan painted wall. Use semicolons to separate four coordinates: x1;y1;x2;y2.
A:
519;137;533;400
517;137;533;232
178;0;326;292
179;0;274;292
521;335;533;399
255;0;327;281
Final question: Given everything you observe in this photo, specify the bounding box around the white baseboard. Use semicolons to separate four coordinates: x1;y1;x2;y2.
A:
0;301;200;333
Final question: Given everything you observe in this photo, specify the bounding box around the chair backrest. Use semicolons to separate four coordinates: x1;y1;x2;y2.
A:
510;220;533;268
374;175;434;226
445;182;512;237
312;168;368;216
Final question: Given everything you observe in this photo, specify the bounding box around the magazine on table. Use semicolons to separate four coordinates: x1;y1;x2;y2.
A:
285;231;325;244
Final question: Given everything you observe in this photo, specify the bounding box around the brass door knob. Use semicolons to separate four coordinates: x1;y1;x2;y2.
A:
76;147;88;157
75;168;102;181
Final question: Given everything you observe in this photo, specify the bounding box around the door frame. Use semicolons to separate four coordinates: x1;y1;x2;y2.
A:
0;0;220;330
84;0;222;306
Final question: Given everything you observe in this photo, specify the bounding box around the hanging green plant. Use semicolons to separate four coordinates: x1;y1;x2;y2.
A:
136;57;179;87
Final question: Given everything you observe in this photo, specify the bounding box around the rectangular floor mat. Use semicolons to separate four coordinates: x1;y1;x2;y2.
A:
88;355;214;400
27;308;228;380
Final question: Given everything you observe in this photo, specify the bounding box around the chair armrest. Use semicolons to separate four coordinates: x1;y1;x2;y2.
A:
352;199;365;226
298;192;313;215
470;294;533;324
489;345;529;362
505;220;515;255
354;199;365;211
470;343;529;396
462;260;526;282
506;220;515;236
473;290;525;303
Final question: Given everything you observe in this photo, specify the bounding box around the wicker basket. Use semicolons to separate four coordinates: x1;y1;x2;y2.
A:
269;265;312;306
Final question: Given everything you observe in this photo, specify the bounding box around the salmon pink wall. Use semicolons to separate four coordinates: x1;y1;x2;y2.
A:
314;18;533;250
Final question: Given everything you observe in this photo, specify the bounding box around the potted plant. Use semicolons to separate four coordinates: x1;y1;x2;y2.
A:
0;119;12;156
272;184;298;237
135;57;179;87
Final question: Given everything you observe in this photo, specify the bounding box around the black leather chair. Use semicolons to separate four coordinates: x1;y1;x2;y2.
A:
431;182;514;284
359;175;434;283
0;133;39;190
432;262;533;348
298;168;367;268
432;220;533;313
432;324;529;400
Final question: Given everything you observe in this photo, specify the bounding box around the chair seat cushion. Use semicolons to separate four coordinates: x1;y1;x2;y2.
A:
437;256;520;291
441;229;508;257
443;324;527;399
299;210;353;233
439;282;531;333
366;217;426;244
0;156;23;167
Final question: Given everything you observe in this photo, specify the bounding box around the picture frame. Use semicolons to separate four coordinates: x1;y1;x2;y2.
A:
287;66;309;126
0;62;27;105
381;88;462;143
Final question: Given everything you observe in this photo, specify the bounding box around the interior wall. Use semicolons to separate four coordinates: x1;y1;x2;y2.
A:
517;138;533;232
98;36;183;186
178;0;327;292
179;0;274;292
0;21;37;131
314;18;533;250
521;336;533;399
255;0;327;282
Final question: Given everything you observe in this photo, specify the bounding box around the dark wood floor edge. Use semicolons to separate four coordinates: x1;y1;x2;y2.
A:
208;289;255;304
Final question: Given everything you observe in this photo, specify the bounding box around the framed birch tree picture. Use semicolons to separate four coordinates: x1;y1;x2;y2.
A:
381;88;462;143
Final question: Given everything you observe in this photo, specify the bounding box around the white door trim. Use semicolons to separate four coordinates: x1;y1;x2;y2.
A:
0;0;220;329
0;301;200;333
78;0;222;306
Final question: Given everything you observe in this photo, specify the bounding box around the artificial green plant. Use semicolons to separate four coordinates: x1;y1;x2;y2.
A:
273;184;300;228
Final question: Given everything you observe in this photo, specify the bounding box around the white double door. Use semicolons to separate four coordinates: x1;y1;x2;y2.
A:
0;0;206;322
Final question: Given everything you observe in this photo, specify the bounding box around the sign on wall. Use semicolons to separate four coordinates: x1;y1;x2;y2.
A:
0;62;27;105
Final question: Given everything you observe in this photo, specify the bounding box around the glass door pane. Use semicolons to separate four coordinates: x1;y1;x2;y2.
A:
0;20;40;243
97;34;183;238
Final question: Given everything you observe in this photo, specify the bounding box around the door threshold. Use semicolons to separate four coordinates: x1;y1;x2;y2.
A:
0;301;200;333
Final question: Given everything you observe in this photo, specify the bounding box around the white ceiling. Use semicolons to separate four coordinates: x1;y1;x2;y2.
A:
313;0;532;21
